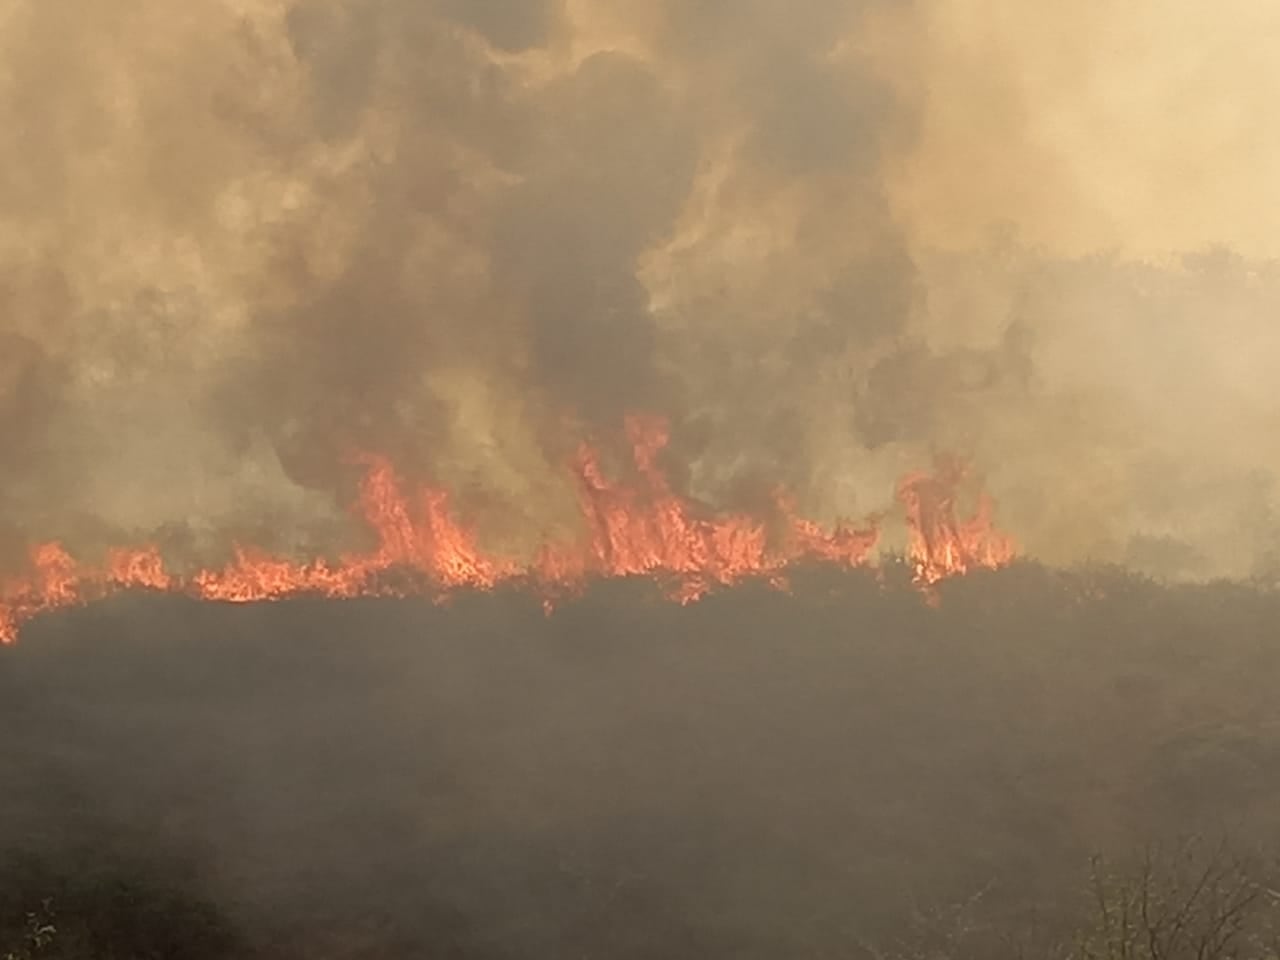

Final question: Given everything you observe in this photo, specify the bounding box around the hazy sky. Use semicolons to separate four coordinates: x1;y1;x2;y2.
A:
893;0;1280;259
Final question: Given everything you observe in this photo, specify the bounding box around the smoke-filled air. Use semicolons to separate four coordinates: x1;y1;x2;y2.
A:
7;3;1280;958
3;0;1279;641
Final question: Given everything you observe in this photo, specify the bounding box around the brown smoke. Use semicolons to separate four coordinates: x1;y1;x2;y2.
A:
0;0;1277;578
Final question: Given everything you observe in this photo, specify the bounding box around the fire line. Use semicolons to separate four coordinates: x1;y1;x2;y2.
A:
0;416;1014;643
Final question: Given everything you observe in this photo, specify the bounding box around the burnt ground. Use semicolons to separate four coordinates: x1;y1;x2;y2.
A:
3;561;1280;958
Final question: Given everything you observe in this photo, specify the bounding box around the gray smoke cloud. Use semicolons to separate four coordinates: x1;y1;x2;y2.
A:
0;0;1277;578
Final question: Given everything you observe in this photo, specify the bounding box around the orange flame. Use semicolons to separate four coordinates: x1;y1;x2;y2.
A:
0;416;1015;643
896;455;1017;586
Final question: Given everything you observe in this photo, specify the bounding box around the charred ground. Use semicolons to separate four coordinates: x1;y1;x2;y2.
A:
3;563;1280;958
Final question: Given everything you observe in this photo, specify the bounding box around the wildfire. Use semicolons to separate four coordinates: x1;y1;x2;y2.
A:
897;455;1017;586
0;416;1015;643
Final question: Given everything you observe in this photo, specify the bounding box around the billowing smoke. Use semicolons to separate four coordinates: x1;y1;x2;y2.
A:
1;0;1278;579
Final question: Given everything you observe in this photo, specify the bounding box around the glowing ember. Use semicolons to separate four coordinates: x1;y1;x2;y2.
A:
0;416;1016;644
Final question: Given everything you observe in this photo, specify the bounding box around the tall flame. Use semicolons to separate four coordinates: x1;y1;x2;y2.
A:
0;416;1015;643
897;454;1018;586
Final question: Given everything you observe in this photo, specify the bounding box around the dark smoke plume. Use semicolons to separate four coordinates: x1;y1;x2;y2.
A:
0;0;1277;577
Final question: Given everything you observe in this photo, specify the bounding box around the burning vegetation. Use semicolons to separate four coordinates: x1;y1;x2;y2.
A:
0;415;1014;644
3;0;1279;956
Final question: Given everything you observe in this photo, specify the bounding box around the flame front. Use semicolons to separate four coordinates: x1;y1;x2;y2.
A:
0;417;1015;643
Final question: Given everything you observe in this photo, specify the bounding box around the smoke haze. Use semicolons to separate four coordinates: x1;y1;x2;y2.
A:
1;0;1277;578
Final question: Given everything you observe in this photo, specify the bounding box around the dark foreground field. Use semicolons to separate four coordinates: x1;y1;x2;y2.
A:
4;562;1280;958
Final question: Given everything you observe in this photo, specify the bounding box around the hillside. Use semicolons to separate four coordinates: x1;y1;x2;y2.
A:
3;563;1280;958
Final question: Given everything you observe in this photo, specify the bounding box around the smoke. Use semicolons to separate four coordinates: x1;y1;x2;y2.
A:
1;0;1278;577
